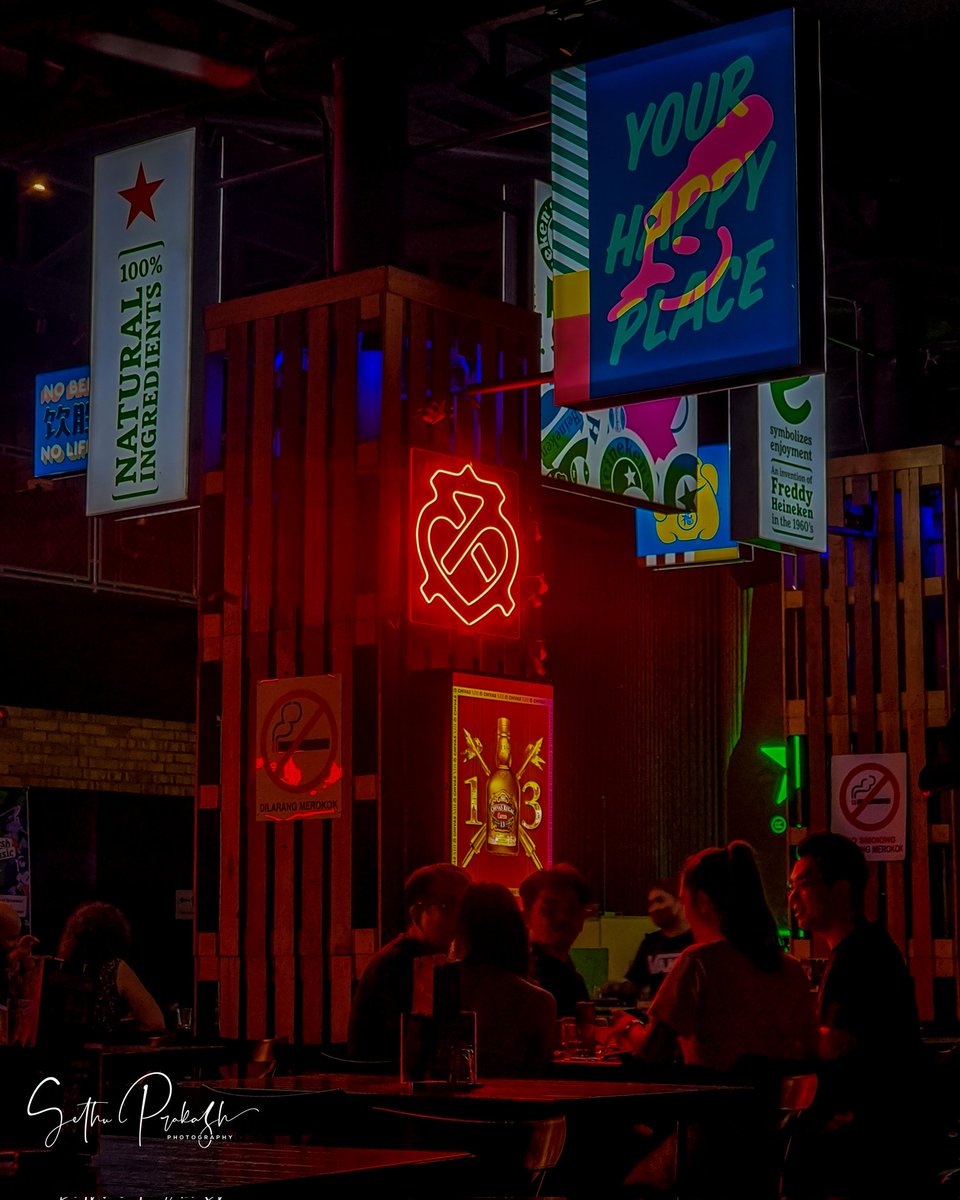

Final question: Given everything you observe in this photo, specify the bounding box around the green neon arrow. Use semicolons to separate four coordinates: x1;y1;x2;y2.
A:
760;744;788;806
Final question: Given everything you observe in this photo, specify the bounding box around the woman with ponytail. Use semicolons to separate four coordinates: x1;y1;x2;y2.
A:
609;840;815;1070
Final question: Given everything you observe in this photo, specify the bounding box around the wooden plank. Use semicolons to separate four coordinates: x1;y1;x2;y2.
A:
219;633;243;960
407;301;431;452
272;309;306;1039
944;464;960;1009
206;267;390;330
385;267;541;337
219;956;241;1041
300;955;325;1044
302;306;331;658
222;324;248;640
328;955;354;1045
850;475;876;752
898;467;934;1017
329;301;359;960
825;475;850;751
828;445;945;479
802;556;828;831
299;305;331;1038
244;318;277;1039
875;469;904;948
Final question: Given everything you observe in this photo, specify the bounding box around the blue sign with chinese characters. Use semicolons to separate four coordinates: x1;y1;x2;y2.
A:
35;366;90;477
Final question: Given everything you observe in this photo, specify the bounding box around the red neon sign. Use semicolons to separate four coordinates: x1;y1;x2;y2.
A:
410;451;521;636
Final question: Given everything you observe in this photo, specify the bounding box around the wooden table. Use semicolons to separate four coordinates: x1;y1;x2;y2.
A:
95;1134;471;1198
197;1071;755;1197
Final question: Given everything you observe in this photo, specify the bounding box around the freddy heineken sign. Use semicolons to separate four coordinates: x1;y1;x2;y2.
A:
86;129;195;515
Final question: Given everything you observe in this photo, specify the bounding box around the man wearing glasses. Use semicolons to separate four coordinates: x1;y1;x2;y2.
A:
788;832;934;1198
347;863;469;1061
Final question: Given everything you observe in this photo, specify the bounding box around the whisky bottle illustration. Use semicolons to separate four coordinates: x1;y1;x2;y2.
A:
486;716;520;855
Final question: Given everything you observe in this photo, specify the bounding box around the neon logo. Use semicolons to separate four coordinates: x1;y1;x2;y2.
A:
415;462;520;627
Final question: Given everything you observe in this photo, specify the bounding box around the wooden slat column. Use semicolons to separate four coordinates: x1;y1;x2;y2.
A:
785;445;960;1020
199;268;540;1044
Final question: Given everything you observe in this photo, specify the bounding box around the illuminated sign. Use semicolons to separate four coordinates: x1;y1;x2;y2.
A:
550;9;824;410
87;128;195;514
451;674;553;891
410;450;521;637
34;367;90;477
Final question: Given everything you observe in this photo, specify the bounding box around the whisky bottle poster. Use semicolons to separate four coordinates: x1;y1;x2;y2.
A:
450;673;553;890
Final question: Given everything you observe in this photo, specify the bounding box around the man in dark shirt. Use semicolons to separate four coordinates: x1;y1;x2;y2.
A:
347;863;469;1060
519;863;591;1017
788;831;935;1199
624;877;693;998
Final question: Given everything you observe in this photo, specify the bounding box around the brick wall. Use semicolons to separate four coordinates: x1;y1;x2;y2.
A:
0;705;195;795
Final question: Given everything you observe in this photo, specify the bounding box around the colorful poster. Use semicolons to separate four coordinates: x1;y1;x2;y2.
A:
0;792;31;928
451;675;553;891
551;10;823;410
636;440;744;566
34;367;90;477
541;391;698;504
87;128;195;515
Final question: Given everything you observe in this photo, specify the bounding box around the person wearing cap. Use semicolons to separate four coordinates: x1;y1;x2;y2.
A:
347;862;470;1061
518;863;591;1018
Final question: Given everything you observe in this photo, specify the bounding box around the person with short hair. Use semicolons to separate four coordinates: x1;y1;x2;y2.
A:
452;882;556;1077
616;876;693;999
58;901;164;1037
519;862;591;1017
347;862;470;1060
788;831;934;1199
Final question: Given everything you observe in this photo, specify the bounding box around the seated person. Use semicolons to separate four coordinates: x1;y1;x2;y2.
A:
606;876;693;1000
452;882;556;1078
788;831;935;1199
58;901;165;1038
607;842;816;1198
519;863;591;1017
347;862;469;1060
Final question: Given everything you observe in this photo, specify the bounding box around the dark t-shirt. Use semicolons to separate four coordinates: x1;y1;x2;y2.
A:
529;944;589;1017
347;934;437;1060
804;920;934;1196
625;928;695;996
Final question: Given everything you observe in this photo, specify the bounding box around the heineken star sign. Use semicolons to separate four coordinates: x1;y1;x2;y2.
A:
86;129;195;515
550;10;824;410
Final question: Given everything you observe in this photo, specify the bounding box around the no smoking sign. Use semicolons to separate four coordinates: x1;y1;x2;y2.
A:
830;753;907;860
255;675;342;821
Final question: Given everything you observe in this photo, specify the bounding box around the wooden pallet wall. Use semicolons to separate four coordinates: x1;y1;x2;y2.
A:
197;267;540;1044
785;445;960;1020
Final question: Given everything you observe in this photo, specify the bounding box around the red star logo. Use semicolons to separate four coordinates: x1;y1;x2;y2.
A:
117;163;164;228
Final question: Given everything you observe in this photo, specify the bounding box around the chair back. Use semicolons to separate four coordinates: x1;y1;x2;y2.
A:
368;1105;566;1196
219;1036;289;1080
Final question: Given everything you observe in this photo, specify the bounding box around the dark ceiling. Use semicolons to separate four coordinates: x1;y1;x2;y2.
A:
0;0;958;448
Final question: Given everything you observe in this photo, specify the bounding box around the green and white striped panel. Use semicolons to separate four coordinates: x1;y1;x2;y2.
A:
550;66;590;275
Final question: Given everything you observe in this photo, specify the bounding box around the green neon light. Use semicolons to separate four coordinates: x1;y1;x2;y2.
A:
770;814;787;835
760;744;788;806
